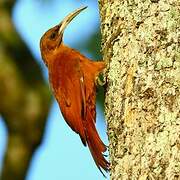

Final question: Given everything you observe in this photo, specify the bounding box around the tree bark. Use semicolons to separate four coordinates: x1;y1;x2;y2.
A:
99;0;180;179
0;1;52;179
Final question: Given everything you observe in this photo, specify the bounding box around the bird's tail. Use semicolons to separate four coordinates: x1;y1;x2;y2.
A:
84;110;109;175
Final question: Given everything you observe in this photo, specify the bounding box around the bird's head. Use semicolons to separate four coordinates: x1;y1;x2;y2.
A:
40;6;87;65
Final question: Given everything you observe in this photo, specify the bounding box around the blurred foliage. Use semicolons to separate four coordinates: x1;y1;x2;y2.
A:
0;1;52;179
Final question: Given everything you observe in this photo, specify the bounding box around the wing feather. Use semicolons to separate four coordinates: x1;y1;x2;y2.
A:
49;56;86;145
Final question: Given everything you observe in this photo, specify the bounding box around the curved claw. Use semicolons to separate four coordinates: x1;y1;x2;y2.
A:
95;76;106;86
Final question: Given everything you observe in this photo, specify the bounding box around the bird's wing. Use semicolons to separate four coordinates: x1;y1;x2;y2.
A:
49;57;87;145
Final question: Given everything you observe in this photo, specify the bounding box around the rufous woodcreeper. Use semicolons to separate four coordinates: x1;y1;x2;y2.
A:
40;6;109;175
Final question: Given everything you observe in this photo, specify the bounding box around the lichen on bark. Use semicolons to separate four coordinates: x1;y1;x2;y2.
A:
99;0;180;179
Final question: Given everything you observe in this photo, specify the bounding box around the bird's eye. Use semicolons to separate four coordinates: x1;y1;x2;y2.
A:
49;32;57;40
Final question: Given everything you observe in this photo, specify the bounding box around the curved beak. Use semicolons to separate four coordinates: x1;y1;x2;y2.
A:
58;6;87;35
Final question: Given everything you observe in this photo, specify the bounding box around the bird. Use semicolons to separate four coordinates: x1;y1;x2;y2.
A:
40;6;109;175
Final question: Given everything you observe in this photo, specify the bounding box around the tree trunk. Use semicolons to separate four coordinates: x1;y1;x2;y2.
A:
99;0;180;179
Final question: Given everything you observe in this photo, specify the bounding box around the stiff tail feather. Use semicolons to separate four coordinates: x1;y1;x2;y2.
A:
84;110;109;176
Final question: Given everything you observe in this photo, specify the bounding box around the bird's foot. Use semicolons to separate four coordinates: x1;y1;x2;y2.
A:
95;76;106;86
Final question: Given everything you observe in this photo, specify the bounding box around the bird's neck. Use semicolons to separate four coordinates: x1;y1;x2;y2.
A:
44;43;70;67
